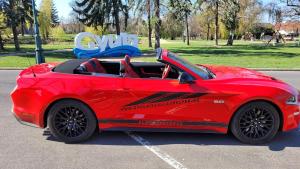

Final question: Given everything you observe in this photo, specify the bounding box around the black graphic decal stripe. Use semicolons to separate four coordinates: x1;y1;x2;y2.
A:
125;92;167;106
150;93;188;103
182;121;227;128
180;93;207;99
98;119;138;124
98;119;228;128
125;92;207;107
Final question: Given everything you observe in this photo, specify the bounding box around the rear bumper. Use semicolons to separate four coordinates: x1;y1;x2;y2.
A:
13;113;39;128
11;84;45;128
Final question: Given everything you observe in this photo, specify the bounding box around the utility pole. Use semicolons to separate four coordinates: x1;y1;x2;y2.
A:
32;0;45;64
215;0;219;46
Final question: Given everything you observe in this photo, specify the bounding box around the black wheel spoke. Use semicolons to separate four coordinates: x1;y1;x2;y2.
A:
239;107;275;140
54;106;88;138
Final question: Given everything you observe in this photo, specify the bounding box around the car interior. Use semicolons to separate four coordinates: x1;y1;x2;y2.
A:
53;55;180;79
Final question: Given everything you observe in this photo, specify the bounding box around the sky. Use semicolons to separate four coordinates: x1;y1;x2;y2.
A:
36;0;274;22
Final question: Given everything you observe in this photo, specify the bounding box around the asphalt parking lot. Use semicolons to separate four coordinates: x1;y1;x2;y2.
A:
0;70;299;169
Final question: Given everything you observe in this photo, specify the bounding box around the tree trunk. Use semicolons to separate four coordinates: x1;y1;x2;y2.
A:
12;25;20;51
154;0;161;49
185;13;190;46
115;14;120;35
215;1;219;46
227;30;234;46
207;23;210;41
147;0;152;48
46;29;49;40
21;21;25;36
124;6;128;32
30;22;34;36
124;17;128;32
113;0;121;35
0;31;4;50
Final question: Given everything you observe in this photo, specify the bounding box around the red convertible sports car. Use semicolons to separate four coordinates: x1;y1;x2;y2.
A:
11;48;300;144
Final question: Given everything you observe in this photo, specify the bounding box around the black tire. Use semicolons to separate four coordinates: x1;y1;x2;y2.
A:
231;101;280;144
47;100;97;143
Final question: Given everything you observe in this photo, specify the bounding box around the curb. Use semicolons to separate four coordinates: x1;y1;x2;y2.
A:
0;67;26;70
251;68;300;71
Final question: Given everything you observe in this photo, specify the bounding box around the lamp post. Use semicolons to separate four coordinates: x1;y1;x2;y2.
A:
31;0;45;64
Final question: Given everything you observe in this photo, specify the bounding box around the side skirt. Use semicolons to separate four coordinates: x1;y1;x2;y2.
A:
100;127;225;134
98;119;228;134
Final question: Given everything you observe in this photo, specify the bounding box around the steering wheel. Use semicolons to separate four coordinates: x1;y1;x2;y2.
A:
162;64;171;79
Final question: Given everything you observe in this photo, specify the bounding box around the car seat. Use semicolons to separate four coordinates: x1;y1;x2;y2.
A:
78;58;106;73
120;55;140;78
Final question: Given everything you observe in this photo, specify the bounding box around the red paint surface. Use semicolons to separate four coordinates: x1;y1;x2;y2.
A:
11;50;300;133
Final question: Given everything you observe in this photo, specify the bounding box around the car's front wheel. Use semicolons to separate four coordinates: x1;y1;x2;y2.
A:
47;100;97;143
231;101;280;144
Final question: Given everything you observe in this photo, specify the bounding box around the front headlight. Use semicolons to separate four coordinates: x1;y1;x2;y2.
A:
286;95;298;105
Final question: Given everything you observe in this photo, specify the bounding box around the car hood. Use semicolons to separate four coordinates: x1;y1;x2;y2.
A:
200;64;299;95
201;64;277;81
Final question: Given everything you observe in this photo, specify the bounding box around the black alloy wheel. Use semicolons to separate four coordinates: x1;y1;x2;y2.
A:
231;102;280;144
54;106;88;138
47;100;97;143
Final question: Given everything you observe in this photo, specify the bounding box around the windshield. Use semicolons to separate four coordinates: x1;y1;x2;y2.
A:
168;52;214;79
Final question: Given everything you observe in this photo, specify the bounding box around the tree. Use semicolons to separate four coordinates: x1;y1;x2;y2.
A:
199;9;214;40
19;0;33;36
62;10;85;34
161;12;184;40
237;0;263;37
0;0;33;51
0;11;5;50
202;0;221;46
266;2;285;44
146;0;152;47
39;0;51;40
169;0;192;45
134;0;153;47
73;0;130;35
250;23;274;39
38;0;60;40
287;0;300;16
50;26;66;41
221;0;240;46
154;0;161;48
51;1;60;26
267;2;284;25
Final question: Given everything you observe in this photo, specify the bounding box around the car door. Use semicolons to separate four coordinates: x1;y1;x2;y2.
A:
112;76;211;130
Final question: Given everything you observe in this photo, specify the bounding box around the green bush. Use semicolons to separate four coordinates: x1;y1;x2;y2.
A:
50;26;68;42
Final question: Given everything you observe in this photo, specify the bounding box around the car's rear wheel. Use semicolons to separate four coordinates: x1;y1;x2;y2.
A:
47;100;97;143
231;102;280;144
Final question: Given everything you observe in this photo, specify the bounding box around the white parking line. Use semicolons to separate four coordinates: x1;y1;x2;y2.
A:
126;132;188;169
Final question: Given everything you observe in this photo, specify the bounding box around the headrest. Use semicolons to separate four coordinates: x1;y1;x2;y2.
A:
124;55;131;64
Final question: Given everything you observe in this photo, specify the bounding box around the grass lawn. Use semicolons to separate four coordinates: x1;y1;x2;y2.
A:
1;39;300;68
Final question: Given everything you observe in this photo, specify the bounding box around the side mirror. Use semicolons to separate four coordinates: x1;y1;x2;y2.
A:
179;72;194;84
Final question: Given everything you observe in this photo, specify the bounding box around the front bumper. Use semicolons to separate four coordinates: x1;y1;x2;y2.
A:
283;103;300;131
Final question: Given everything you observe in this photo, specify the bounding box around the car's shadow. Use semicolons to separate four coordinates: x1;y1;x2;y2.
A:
43;128;300;151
